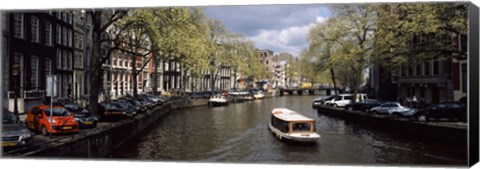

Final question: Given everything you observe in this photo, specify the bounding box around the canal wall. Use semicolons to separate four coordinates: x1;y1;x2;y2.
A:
7;95;276;157
10;100;188;157
315;106;467;146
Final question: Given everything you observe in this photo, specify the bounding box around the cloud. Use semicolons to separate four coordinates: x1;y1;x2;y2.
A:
248;16;327;56
205;4;330;56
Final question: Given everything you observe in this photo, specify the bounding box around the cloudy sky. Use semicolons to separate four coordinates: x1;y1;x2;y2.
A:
205;4;331;57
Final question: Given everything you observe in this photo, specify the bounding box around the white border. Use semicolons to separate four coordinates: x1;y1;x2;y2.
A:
1;1;478;169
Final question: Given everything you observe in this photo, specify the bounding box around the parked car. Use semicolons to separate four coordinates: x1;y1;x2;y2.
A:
312;95;335;108
136;97;156;109
121;98;147;114
98;102;134;121
25;105;80;136
344;99;382;112
325;93;367;107
369;102;416;117
2;109;33;147
112;100;138;117
140;94;164;106
412;102;467;122
61;102;98;129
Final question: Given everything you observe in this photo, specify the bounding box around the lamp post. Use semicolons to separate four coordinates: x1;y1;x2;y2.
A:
12;64;20;119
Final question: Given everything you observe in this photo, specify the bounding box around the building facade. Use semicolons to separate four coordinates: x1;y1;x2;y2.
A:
256;49;275;89
5;11;74;113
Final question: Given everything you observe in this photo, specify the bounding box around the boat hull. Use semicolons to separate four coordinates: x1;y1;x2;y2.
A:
209;101;229;107
268;124;320;143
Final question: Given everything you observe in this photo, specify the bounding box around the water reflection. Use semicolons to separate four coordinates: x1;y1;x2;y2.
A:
110;96;467;166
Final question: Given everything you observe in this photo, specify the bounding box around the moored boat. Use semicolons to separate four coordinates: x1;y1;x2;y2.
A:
269;108;320;143
208;95;229;107
253;92;265;99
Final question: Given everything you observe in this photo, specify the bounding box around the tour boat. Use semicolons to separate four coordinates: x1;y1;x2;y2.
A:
269;108;320;143
208;95;229;107
253;92;265;99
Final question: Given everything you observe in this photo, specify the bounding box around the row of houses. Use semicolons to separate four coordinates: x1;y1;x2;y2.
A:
1;10;301;113
369;35;468;105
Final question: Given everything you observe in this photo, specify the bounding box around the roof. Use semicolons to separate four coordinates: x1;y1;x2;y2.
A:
271;108;314;122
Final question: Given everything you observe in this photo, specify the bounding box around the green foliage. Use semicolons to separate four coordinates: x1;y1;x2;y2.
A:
374;3;468;68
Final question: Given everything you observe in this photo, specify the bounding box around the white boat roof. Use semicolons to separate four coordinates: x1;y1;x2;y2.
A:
271;108;314;122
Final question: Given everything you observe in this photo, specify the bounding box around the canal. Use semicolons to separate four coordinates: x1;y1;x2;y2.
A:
109;95;467;166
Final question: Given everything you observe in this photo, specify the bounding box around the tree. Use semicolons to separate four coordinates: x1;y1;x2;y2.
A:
307;4;376;101
374;3;468;68
206;19;229;91
307;17;342;94
87;9;130;117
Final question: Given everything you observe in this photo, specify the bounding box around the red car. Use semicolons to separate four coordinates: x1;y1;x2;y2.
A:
25;105;80;136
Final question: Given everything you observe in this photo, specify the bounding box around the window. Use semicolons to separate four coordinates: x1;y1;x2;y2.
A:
45;21;52;46
13;13;24;39
460;35;467;53
31;16;40;43
67;13;72;24
408;65;413;77
433;61;439;75
62;27;67;45
68;52;72;70
68;29;72;47
292;123;311;132
56;24;61;44
461;63;467;93
2;12;7;31
62;12;66;22
56;11;61;19
30;55;39;88
13;52;24;90
78;53;83;69
45;58;51;75
2;37;8;88
424;62;430;76
57;50;61;69
416;64;422;76
75;32;83;49
63;50;67;70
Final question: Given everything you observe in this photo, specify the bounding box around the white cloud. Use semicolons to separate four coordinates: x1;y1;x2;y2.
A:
248;16;327;56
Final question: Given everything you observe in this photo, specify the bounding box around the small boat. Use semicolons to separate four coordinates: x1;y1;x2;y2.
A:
208;95;229;107
253;92;265;99
243;95;254;101
269;108;320;143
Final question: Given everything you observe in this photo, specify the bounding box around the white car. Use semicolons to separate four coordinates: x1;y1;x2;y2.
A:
325;93;368;107
369;102;416;117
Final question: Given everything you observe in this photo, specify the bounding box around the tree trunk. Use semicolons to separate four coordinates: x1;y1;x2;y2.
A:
132;55;138;97
152;52;159;95
88;22;103;117
330;67;338;95
233;70;238;90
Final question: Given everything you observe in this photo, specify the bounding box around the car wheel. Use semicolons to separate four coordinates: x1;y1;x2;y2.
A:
333;104;338;107
417;114;427;122
371;111;378;116
349;107;353;111
392;113;402;118
41;125;48;136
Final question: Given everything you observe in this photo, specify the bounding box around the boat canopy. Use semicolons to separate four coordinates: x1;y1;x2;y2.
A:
271;108;314;122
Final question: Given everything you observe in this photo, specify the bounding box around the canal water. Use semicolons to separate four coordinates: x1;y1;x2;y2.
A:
109;95;467;166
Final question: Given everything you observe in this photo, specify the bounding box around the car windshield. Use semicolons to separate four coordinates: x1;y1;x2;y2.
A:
64;103;82;111
3;111;19;124
127;100;141;106
113;102;129;109
44;107;71;116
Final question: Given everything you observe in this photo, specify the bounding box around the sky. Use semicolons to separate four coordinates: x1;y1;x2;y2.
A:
204;4;331;57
